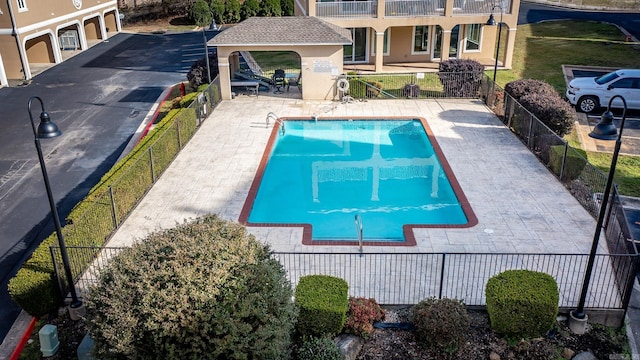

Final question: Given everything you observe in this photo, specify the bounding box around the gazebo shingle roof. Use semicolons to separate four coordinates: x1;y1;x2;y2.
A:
209;17;352;46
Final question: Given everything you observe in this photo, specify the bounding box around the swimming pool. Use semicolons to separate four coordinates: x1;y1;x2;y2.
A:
239;117;477;246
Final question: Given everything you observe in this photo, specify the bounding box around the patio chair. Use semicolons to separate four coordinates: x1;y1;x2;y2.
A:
273;69;286;94
287;72;302;92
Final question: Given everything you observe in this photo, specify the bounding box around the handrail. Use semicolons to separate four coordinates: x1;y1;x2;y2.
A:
355;214;363;256
266;112;285;135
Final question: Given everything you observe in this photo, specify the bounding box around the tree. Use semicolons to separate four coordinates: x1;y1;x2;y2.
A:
210;0;225;25
281;0;294;16
259;0;282;16
225;0;242;24
85;215;296;359
189;0;212;26
240;0;260;20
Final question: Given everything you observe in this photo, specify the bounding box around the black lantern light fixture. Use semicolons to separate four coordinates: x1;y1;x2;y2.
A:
486;3;504;84
28;96;83;316
570;95;627;331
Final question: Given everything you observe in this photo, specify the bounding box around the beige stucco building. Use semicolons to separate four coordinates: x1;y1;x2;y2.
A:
0;0;121;86
211;0;518;101
298;0;519;73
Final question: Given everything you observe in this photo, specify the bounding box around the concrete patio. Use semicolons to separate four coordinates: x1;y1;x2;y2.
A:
106;97;599;255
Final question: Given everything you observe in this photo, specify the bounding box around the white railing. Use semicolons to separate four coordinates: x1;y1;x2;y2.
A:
316;1;377;17
385;0;443;16
317;0;510;18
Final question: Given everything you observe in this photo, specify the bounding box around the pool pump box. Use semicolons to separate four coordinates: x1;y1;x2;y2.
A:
39;324;60;357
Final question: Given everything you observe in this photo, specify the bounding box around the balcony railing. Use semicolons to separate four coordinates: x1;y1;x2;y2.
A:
317;0;510;18
385;0;443;16
316;1;377;18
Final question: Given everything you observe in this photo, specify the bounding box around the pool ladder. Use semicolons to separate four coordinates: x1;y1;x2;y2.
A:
266;112;285;135
355;214;363;256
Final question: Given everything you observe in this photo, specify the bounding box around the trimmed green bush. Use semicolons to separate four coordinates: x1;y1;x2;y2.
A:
86;215;296;359
505;79;557;102
411;297;470;354
486;270;559;338
9;86;210;316
549;145;587;181
295;275;349;337
294;336;342;360
519;93;576;136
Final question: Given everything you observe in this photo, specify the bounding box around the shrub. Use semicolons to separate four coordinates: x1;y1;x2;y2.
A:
294;336;342;360
365;81;383;98
549;145;587;181
519;93;576;136
504;79;557;102
403;83;420;98
295;275;349;337
9;84;210;317
344;297;385;338
85;215;296;359
187;53;219;88
411;297;470;354
486;270;559;338
438;59;484;97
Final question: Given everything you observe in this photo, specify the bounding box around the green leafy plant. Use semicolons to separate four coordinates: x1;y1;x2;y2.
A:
344;297;385;338
411;297;470;354
85;215;296;359
294;336;342;360
486;270;559;338
294;275;349;337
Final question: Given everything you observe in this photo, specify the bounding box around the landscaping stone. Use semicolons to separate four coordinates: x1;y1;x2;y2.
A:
336;334;363;360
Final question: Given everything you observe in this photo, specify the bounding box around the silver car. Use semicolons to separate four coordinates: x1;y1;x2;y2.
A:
566;69;640;113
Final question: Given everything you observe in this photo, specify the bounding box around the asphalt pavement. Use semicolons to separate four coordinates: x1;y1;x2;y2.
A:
0;30;216;347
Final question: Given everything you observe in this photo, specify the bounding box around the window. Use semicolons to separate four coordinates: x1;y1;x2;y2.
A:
465;24;481;52
372;29;389;56
413;26;429;54
17;0;27;11
610;78;636;89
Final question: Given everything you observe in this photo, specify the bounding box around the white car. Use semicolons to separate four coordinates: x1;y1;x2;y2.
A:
566;69;640;113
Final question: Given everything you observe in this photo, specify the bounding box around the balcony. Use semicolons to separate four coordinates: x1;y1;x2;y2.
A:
315;0;510;18
316;1;377;18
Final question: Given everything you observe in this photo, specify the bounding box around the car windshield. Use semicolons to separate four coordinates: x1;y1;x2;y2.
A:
595;71;620;85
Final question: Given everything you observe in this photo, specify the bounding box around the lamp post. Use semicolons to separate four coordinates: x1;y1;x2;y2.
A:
569;95;627;334
28;96;84;318
486;4;504;85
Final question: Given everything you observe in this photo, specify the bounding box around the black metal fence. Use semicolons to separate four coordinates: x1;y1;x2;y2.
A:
52;246;638;312
50;72;640;319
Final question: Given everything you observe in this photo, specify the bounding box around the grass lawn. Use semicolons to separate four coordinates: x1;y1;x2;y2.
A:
498;20;640;197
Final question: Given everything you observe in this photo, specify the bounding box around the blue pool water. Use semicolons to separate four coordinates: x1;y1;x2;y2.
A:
247;119;469;241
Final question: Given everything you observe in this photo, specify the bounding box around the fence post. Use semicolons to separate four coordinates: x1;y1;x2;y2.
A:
50;246;65;301
559;141;568;181
109;186;118;228
176;118;182;149
149;147;155;183
438;253;446;299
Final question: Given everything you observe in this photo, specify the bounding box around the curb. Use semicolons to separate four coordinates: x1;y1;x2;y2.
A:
3;314;36;360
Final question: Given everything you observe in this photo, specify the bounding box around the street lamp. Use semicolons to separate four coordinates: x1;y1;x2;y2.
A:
486;4;504;84
28;96;84;318
569;94;628;334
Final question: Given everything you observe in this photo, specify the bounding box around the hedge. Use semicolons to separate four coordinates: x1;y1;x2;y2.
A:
8;85;207;316
295;275;349;337
486;269;559;338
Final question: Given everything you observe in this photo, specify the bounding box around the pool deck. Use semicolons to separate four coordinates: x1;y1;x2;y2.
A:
106;97;601;256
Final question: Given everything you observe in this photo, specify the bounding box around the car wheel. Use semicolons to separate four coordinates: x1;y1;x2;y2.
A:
578;96;599;113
